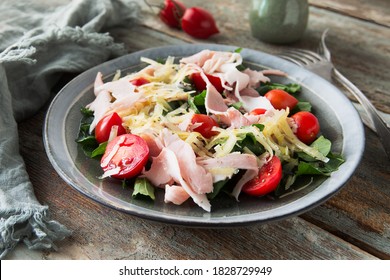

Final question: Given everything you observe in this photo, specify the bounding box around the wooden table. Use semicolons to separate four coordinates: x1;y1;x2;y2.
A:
5;0;390;260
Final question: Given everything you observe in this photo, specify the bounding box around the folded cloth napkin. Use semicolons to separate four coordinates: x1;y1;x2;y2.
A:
0;0;140;258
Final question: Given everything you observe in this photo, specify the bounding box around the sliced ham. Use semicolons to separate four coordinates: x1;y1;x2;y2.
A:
198;152;258;183
96;77;137;100
261;69;287;76
240;95;274;113
231;155;269;200
86;72;112;132
93;72;105;96
233;82;274;113
88;72;144;132
108;91;144;114
180;49;214;67
205;83;229;114
231;168;259;200
141;129;213;211
159;148;211;211
178;111;195;131
239;87;261;97
164;185;190;205
221;64;250;91
139;130;163;158
213;107;251;128
199;152;258;170
161;129;213;194
142;148;174;187
203;51;241;74
243;68;271;87
97;77;144;113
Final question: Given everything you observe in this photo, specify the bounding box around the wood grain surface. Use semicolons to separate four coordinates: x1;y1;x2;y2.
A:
5;0;390;260
309;0;390;27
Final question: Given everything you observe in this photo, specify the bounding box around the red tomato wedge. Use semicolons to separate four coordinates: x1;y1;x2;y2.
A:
130;77;150;86
100;134;149;179
250;108;267;116
191;114;219;138
291;111;320;144
95;112;126;143
191;72;224;93
242;156;282;197
265;89;298;110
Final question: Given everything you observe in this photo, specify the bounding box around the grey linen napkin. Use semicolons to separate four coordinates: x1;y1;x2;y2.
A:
0;0;139;258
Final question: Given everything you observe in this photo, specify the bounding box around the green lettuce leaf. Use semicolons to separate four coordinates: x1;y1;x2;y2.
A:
132;178;155;200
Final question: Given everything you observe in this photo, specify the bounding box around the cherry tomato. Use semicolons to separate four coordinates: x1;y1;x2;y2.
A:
191;114;219;138
130;77;150;86
265;89;298;110
291;111;320;144
191;72;224;93
250;108;267;115
242;156;282;197
95;112;127;143
181;7;219;39
159;0;186;29
100;134;149;179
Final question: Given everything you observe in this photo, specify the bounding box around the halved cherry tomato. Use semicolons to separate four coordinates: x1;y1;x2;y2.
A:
191;72;224;93
130;77;150;86
100;134;149;179
159;0;186;29
291;111;320;144
181;7;219;39
191;114;219;138
250;108;267;115
242;156;282;197
95;112;126;143
265;89;298;110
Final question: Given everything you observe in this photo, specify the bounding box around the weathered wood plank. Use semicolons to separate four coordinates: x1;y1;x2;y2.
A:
309;0;390;27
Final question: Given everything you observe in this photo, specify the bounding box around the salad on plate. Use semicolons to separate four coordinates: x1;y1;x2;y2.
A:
76;49;344;212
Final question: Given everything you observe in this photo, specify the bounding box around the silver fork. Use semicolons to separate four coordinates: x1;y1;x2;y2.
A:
279;30;390;159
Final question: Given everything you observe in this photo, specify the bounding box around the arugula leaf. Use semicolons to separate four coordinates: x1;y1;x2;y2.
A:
155;57;167;64
323;152;345;171
230;101;243;110
298;136;331;161
296;142;344;177
236;64;246;71
257;82;301;95
274;136;345;197
296;154;344;176
91;142;107;158
166;100;186;112
291;101;312;113
76;107;98;157
193;90;207;105
233;132;265;156
252;123;265;131
296;162;327;176
188;90;207;114
132;178;155;200
207;180;229;200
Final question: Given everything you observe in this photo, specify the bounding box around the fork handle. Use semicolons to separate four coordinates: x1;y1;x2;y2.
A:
333;68;390;159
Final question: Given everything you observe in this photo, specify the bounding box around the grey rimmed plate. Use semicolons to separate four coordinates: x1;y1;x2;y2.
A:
43;44;364;227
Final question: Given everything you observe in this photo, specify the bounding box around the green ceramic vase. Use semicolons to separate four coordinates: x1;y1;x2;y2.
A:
249;0;309;44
